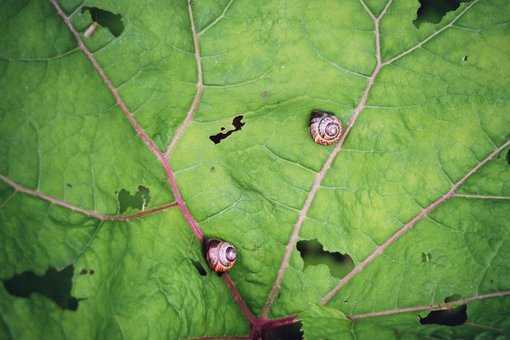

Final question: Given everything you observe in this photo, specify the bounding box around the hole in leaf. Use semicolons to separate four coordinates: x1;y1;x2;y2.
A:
79;268;95;275
191;259;207;276
263;321;303;340
117;185;150;213
296;240;354;279
82;7;124;37
209;115;246;144
413;0;471;28
419;295;467;326
421;252;432;263
3;265;79;311
462;55;468;62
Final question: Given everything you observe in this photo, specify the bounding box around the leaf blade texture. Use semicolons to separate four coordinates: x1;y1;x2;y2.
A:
1;0;509;339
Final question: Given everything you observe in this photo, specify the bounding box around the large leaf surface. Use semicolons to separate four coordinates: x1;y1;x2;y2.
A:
1;0;509;339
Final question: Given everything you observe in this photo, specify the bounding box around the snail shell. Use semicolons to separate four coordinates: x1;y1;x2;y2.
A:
204;239;237;273
309;110;342;145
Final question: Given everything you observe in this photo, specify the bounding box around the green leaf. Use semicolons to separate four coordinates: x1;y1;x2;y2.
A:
300;305;352;339
1;0;509;339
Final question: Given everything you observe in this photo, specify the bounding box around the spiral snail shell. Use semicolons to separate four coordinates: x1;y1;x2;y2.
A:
309;110;342;145
204;239;237;273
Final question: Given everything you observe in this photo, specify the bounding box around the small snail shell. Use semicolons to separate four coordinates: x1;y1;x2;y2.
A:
204;239;237;273
309;110;342;145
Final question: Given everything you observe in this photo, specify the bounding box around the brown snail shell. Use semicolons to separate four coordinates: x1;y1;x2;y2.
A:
309;110;342;145
204;239;237;273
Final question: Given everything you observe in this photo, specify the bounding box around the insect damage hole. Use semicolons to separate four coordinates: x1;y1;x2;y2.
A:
117;185;150;213
413;0;471;28
82;7;124;37
209;115;245;144
296;239;354;279
419;295;467;326
3;265;80;311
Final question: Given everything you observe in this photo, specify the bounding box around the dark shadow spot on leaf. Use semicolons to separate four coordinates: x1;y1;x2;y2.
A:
66;183;72;188
209;115;245;144
419;295;467;326
191;259;207;276
506;149;510;164
117;185;150;213
463;55;468;62
297;239;354;279
421;252;432;263
263;321;303;340
82;7;124;37
413;0;471;28
3;265;79;311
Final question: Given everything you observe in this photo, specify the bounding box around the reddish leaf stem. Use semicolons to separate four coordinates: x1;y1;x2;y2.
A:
49;0;204;240
262;315;299;329
159;157;204;240
222;273;257;324
49;0;259;329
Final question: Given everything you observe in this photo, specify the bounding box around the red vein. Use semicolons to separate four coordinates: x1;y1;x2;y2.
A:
165;0;204;159
49;0;163;158
49;0;206;238
49;0;256;328
0;174;177;221
158;159;205;240
349;290;510;320
260;0;392;318
222;273;258;324
320;140;510;305
455;193;510;200
262;315;298;330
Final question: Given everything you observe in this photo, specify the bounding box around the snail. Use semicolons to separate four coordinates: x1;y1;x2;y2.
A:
204;238;237;273
309;110;342;145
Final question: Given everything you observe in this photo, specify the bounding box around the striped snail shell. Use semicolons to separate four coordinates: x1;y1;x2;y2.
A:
309;110;342;145
204;239;237;273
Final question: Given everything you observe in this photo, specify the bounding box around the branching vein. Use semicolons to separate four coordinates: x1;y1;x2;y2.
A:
382;0;480;66
349;290;510;320
199;0;235;36
165;0;204;159
261;0;487;316
320;139;510;305
260;0;393;318
0;174;177;221
50;0;256;326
